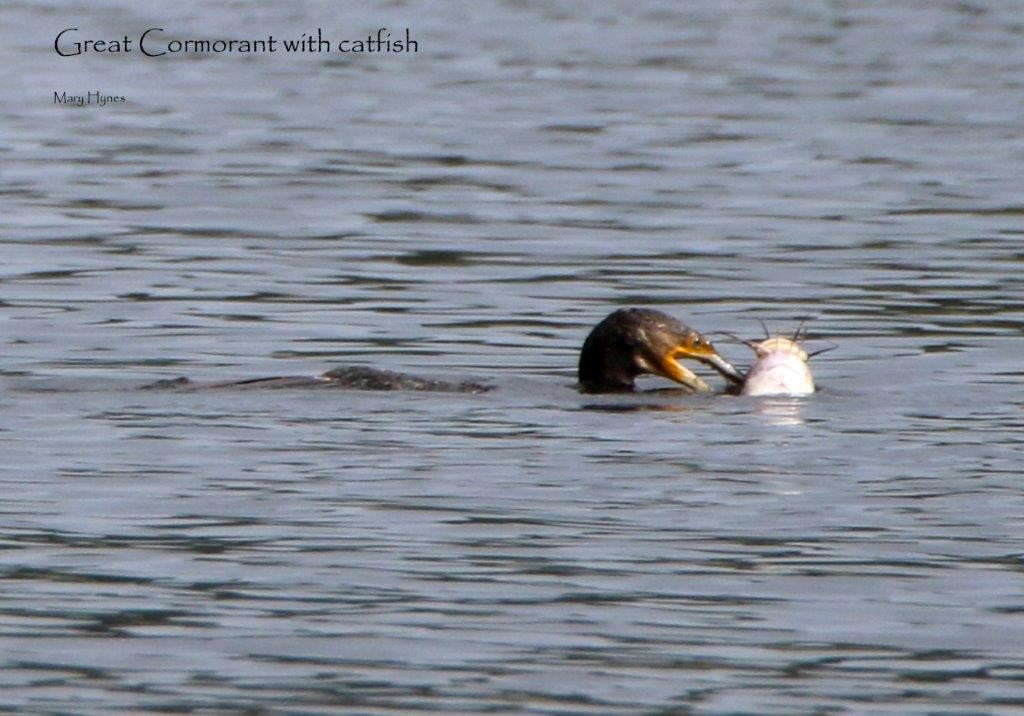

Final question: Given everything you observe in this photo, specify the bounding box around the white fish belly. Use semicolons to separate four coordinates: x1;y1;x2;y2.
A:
740;352;815;396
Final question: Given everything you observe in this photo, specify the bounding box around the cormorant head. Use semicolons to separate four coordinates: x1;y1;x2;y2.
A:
578;307;742;392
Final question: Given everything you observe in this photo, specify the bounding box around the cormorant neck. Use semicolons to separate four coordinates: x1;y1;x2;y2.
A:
578;333;638;392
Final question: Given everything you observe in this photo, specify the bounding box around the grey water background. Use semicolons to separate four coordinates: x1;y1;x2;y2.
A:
2;0;1024;712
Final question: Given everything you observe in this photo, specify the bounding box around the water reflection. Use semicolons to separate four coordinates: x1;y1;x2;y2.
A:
751;396;809;427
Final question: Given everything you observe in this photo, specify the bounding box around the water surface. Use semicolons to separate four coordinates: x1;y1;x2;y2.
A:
2;0;1024;712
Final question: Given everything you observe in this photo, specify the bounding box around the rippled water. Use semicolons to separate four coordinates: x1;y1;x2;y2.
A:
3;0;1024;712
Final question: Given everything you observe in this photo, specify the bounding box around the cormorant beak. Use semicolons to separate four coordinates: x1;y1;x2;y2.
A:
656;352;713;392
659;340;744;390
701;352;745;384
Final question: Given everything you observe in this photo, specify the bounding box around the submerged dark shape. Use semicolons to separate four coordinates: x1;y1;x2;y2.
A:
578;308;743;392
320;366;490;393
142;366;490;394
